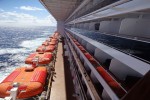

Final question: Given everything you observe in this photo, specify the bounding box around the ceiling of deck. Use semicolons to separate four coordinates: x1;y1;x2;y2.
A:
40;0;82;21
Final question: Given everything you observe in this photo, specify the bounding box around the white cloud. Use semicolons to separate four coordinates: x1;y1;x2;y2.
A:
20;6;44;11
0;11;56;27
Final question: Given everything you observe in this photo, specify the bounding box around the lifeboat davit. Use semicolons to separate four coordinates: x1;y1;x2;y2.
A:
36;45;56;52
0;67;47;99
25;52;53;65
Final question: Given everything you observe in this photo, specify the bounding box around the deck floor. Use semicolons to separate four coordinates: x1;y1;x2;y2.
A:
49;42;66;100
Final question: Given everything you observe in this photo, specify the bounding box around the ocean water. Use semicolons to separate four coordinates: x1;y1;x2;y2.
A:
0;26;56;83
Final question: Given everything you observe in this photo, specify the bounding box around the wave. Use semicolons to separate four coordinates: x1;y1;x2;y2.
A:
20;38;46;50
43;31;52;35
0;48;28;55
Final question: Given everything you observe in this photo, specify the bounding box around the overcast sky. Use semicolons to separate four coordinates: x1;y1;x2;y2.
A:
0;0;56;27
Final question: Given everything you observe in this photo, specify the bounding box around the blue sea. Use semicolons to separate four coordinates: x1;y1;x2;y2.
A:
0;26;56;83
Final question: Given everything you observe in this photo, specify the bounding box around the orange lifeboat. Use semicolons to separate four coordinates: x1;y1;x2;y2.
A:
25;52;53;65
51;38;58;43
0;67;47;99
53;32;59;38
72;39;77;42
49;34;59;39
96;67;126;97
42;40;57;46
84;53;93;59
78;46;86;53
74;41;80;46
54;32;59;36
42;41;49;46
46;38;58;42
36;45;56;52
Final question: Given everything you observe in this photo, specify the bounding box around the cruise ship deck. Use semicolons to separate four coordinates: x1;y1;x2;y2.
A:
50;42;66;100
40;0;150;100
1;0;150;100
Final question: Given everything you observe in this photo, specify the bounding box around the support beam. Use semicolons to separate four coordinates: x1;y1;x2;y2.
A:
57;21;65;35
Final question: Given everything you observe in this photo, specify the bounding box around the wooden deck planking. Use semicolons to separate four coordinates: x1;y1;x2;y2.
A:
49;42;66;100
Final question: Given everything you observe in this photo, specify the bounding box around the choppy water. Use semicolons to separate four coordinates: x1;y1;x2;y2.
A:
0;26;56;83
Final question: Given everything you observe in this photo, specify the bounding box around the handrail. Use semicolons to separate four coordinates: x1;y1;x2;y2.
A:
65;31;127;100
65;32;101;100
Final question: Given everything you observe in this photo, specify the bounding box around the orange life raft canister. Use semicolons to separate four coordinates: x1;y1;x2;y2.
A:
0;67;47;99
25;52;53;65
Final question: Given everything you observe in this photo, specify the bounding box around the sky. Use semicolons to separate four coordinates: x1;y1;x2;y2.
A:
0;0;56;27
